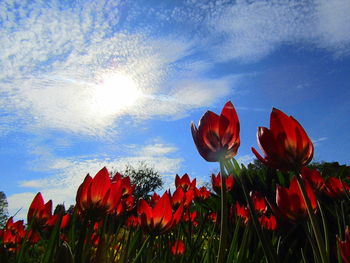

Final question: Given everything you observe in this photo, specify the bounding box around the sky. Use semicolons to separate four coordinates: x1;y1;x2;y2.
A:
0;0;349;221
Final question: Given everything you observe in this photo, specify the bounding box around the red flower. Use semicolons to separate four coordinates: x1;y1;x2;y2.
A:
236;202;249;224
191;101;240;162
125;215;140;229
250;191;267;214
137;192;184;235
259;215;277;231
300;167;325;192
323;177;350;198
28;192;58;230
170;240;185;255
171;188;195;209
175;174;196;191
195;186;211;201
276;176;317;222
150;192;161;206
338;226;350;263
207;212;217;223
76;167;124;220
0;217;26;252
252;108;314;171
211;173;234;194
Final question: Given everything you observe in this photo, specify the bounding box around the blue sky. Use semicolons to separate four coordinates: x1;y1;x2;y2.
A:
1;0;349;220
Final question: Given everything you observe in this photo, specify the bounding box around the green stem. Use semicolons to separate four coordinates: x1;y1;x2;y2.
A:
216;160;228;263
295;173;328;263
132;235;151;263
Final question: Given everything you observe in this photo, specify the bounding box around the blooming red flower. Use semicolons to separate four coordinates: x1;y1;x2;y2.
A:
175;174;196;191
300;167;325;192
338;226;350;263
171;188;195;209
170;240;185;255
191;101;240;162
211;173;234;194
195;186;211;201
28;192;58;230
0;217;26;252
235;202;249;224
150;192;161;206
207;212;217;223
276;176;317;222
252;108;314;171
323;177;350;198
250;191;267;214
76;167;124;220
259;215;277;231
137;192;184;235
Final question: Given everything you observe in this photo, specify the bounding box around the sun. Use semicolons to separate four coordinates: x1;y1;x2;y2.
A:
92;72;141;116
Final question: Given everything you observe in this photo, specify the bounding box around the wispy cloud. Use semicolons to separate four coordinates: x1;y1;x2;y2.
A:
208;0;350;62
8;141;183;220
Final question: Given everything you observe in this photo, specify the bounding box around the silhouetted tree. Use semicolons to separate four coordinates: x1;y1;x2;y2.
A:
0;191;8;228
111;162;163;200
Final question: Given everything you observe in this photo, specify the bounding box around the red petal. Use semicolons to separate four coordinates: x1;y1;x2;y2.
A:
90;167;111;205
28;192;44;222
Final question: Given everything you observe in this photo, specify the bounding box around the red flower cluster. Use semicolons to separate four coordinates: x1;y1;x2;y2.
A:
0;218;26;252
211;172;234;194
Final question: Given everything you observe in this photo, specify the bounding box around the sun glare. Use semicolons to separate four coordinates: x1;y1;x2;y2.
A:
92;73;141;116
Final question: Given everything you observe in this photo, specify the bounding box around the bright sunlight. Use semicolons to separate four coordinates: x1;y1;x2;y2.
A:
92;72;141;116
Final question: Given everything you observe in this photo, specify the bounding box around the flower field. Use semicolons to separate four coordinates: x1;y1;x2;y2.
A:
1;102;349;263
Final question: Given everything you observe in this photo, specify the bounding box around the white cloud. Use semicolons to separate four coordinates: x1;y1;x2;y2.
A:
0;0;237;137
8;141;182;221
209;0;350;62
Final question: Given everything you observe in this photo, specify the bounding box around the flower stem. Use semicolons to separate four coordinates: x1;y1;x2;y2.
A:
216;160;228;263
132;235;151;263
295;173;328;263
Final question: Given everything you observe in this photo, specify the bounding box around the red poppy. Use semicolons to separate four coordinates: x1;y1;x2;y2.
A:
300;167;325;192
195;186;211;201
191;101;240;162
175;174;196;191
170;240;185;255
323;177;350;198
211;173;234;194
76;167;124;220
276;176;317;222
28;192;58;230
338;226;350;263
137;192;183;235
252;108;314;171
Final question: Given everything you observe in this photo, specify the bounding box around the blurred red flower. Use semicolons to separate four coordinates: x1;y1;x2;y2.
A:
170;240;185;255
195;186;211;201
252;108;314;171
259;215;277;231
323;177;350;198
137;192;183;235
276;176;317;222
0;217;26;252
191;101;240;162
250;191;267;214
338;226;350;263
300;167;325;192
212;173;234;194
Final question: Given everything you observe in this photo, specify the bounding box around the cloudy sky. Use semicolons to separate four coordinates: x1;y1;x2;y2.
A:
1;0;349;220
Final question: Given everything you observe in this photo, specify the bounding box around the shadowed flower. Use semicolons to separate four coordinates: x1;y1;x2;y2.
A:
175;174;196;191
0;217;26;252
259;215;277;231
28;192;58;231
236;202;249;224
250;191;267;214
137;192;183;235
191;101;240;162
337;226;350;263
76;167;124;220
195;186;211;201
207;212;217;224
170;240;185;255
300;167;325;192
323;177;350;198
212;173;234;194
252;108;314;171
276;176;317;222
